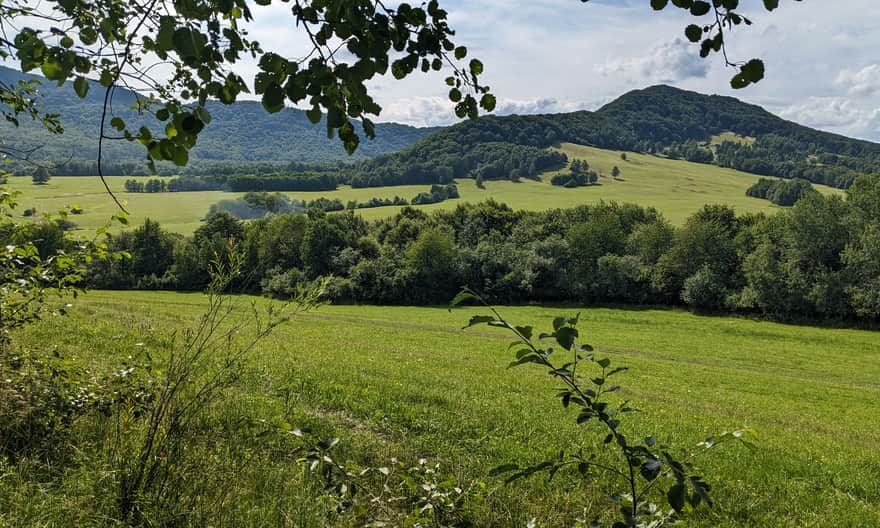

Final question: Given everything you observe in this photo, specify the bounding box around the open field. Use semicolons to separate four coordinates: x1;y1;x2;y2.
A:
4;145;845;235
5;290;879;527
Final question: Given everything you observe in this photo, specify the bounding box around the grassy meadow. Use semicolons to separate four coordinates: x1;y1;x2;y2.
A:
5;290;878;527
4;144;844;235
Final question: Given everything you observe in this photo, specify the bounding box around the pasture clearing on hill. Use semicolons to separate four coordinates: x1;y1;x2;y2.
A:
5;146;844;235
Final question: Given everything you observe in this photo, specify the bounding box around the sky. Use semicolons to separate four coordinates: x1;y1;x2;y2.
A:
241;0;880;141
4;1;878;141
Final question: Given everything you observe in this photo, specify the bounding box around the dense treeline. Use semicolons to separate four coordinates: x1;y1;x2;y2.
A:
715;135;863;188
183;161;343;177
350;142;567;188
224;172;339;192
347;196;409;209
123;173;341;193
746;178;816;206
13;160;177;177
85;175;880;322
208;189;458;221
125;179;167;193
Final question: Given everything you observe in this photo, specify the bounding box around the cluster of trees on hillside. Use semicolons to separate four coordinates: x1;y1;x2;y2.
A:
411;184;460;205
663;142;715;164
347;196;410;210
551;159;599;187
349;141;567;188
124;179;167;193
715;135;867;188
746;178;817;206
207;189;459;221
81;175;880;321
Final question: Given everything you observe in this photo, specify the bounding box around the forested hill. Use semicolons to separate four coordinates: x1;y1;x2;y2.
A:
0;65;436;167
352;85;880;189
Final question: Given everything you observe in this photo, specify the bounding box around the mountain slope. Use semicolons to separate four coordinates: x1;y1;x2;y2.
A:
0;65;436;166
352;85;880;189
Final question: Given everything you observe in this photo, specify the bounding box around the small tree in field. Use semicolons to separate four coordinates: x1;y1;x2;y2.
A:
621;152;628;161
32;167;51;185
612;166;621;179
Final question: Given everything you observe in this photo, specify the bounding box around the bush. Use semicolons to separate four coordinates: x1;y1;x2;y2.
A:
260;266;305;299
681;265;730;310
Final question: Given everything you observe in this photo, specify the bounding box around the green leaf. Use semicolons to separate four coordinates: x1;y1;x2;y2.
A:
261;82;285;113
730;72;749;89
650;0;669;9
469;59;484;76
555;327;578;350
454;46;467;60
690;1;711;16
73;76;89;98
463;315;496;329
668;483;687;513
79;28;98;45
763;0;779;10
40;61;65;82
489;463;519;476
514;325;533;340
306;107;322;124
685;24;703;43
110;117;125;131
448;291;476;310
480;93;496;112
171;145;189;166
741;58;765;82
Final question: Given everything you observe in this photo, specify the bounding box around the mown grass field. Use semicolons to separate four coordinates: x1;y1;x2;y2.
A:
4;144;844;235
6;290;878;527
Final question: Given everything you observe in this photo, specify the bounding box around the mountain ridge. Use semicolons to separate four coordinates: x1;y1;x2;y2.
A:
3;64;880;188
348;84;880;189
0;65;438;167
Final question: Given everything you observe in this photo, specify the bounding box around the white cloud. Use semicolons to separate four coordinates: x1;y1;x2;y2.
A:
494;98;592;116
378;96;455;127
835;65;880;97
377;96;600;127
597;38;710;83
780;96;880;140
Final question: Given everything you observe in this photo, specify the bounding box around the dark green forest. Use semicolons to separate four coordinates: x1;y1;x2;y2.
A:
746;178;817;206
0;66;436;166
62;175;880;322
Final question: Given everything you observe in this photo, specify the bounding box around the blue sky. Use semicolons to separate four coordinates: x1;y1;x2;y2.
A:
254;0;880;140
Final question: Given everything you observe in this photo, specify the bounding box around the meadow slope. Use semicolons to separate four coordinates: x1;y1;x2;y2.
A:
6;290;878;527
5;144;844;235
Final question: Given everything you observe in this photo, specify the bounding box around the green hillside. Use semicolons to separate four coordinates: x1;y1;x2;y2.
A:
350;85;880;190
0;65;436;166
6;144;843;235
